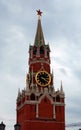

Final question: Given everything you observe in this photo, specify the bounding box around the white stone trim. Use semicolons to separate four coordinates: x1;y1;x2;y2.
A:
36;104;39;118
29;60;50;65
38;93;53;104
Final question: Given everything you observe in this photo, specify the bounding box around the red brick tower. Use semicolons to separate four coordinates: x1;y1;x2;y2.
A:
16;10;65;130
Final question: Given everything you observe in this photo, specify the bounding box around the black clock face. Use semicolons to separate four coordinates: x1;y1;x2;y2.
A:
35;71;51;87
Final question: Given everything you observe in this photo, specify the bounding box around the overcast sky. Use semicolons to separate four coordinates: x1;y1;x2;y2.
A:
0;0;81;130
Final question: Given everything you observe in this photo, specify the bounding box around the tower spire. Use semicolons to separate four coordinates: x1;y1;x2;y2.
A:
16;11;65;130
34;9;45;47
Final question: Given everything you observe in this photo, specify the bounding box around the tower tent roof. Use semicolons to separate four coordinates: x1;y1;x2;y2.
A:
34;10;45;47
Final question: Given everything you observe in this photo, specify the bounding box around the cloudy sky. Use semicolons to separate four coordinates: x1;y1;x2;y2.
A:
0;0;81;130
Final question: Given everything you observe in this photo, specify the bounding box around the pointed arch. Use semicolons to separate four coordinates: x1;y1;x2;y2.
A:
40;46;44;54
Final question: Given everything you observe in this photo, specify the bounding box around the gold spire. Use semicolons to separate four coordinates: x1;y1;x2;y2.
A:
34;10;45;47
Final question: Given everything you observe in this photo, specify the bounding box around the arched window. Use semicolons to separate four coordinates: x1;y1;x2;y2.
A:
56;95;60;102
33;48;37;55
40;46;44;54
30;93;35;100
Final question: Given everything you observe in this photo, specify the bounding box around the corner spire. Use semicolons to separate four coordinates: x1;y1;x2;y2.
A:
18;88;21;97
60;80;64;94
34;9;45;47
26;74;30;93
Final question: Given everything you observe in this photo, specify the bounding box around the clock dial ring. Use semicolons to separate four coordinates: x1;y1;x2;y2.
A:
35;70;51;87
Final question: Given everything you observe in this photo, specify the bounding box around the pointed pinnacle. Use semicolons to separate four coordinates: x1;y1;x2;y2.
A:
60;80;63;93
18;88;21;97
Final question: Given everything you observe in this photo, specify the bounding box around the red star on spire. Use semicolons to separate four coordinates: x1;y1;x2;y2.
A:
36;9;42;16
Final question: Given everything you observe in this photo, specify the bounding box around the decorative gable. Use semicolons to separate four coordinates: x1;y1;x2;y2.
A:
39;95;53;119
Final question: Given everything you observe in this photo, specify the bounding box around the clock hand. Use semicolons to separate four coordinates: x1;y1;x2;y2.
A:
41;77;48;82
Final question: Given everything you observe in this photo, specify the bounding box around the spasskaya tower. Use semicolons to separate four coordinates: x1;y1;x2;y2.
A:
16;10;65;130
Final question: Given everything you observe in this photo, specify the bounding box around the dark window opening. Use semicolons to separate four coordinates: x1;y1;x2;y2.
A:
30;93;35;100
47;50;49;57
33;48;37;55
56;95;60;102
40;46;44;54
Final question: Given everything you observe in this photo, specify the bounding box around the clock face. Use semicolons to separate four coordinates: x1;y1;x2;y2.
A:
35;71;51;87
